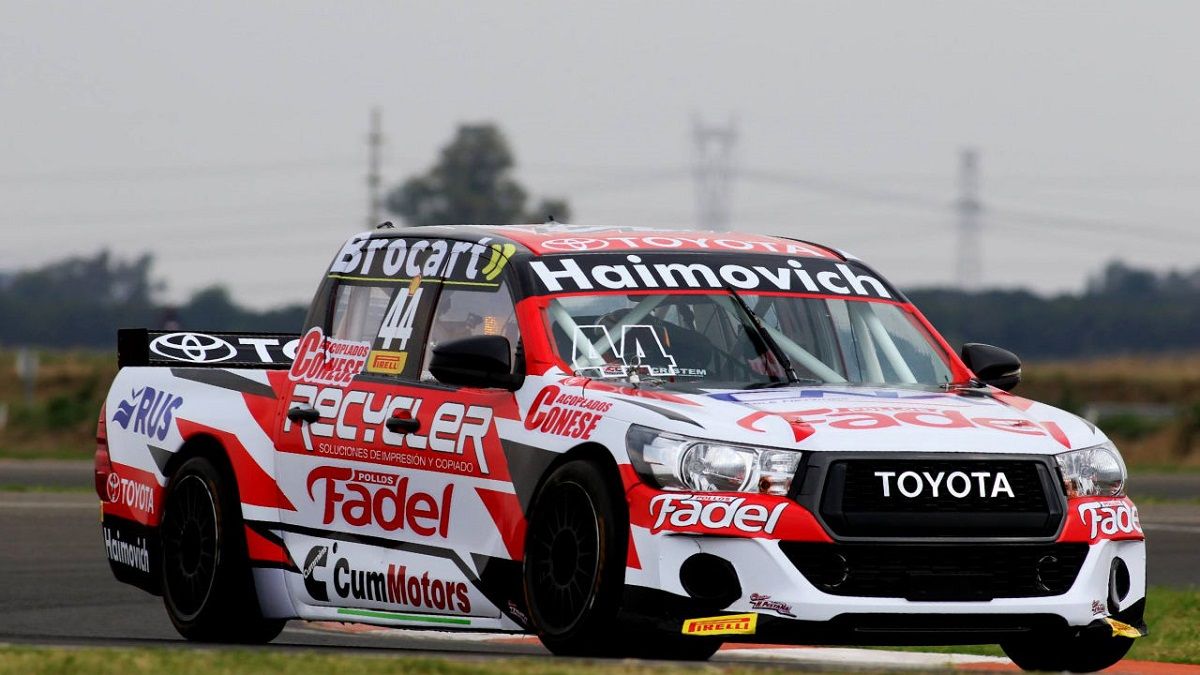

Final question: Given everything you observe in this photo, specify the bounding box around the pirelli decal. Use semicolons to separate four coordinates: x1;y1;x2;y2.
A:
681;613;758;636
527;253;897;299
367;350;407;375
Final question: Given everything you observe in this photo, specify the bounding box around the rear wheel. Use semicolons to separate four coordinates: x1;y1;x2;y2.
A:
1002;628;1134;672
160;456;285;643
523;460;721;661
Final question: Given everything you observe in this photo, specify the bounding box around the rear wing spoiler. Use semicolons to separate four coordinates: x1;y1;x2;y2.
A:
117;329;300;369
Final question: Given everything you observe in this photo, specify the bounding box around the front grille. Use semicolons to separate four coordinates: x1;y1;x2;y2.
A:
781;542;1089;600
818;458;1064;538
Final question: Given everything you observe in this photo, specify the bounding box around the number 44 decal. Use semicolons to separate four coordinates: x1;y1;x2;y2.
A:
378;280;424;351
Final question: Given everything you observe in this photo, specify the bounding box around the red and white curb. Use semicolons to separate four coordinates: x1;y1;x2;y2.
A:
301;622;1200;673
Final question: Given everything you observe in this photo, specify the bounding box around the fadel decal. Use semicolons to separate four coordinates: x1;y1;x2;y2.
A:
1078;500;1142;540
682;613;757;636
528;253;894;298
649;494;787;535
112;387;183;442
745;407;1047;436
289;327;371;387
307;466;453;537
749;593;795;617
874;470;1015;499
149;332;237;363
284;385;494;474
103;526;150;573
303;544;471;612
524;385;611;440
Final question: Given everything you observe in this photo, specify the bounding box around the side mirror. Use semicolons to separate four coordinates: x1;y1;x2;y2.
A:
429;335;523;390
960;343;1022;392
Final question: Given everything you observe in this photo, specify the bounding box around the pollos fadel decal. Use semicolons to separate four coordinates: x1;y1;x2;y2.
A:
1078;500;1142;540
524;385;611;440
289;327;370;387
741;407;1049;436
307;466;453;537
149;332;237;363
303;543;471;612
649;494;787;534
111;387;183;442
874;470;1015;499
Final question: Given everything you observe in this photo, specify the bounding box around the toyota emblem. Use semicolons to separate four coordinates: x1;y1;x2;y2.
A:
149;332;237;363
540;237;611;252
106;472;122;503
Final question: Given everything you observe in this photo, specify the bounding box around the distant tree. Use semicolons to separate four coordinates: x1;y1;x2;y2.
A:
385;123;571;226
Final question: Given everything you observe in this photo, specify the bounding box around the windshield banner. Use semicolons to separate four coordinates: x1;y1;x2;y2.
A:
525;253;900;300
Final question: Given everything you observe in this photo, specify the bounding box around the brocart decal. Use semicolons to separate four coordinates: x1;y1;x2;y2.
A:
524;385;611;440
1078;500;1142;540
528;253;895;299
649;494;787;535
302;543;470;612
111;386;183;442
284;385;495;475
289;327;370;387
682;613;757;636
874;470;1015;499
307;466;453;537
329;234;512;285
749;593;795;617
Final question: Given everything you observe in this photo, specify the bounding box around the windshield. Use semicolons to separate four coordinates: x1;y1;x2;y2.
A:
545;292;953;390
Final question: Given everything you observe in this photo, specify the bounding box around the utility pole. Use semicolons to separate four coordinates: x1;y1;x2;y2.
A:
366;107;383;228
955;148;982;290
692;116;737;232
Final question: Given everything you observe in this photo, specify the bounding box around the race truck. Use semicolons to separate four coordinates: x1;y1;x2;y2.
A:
96;224;1146;671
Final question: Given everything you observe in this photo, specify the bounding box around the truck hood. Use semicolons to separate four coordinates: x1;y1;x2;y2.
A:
603;383;1105;455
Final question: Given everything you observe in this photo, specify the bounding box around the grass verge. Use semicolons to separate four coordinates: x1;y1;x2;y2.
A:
0;648;800;675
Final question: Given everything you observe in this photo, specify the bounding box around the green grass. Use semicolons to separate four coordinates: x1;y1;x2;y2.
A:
0;446;93;460
0;648;825;675
0;484;90;493
882;586;1200;664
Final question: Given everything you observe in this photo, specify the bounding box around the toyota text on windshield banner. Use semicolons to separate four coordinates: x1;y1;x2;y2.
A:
525;253;899;299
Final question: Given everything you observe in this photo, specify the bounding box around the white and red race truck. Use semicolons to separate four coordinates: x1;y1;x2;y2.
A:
96;225;1145;671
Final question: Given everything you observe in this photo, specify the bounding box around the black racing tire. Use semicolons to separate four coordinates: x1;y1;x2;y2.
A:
523;460;623;657
1001;628;1134;672
160;456;285;643
522;459;721;661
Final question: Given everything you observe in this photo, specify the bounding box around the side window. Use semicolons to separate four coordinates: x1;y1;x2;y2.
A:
421;280;519;381
327;279;437;381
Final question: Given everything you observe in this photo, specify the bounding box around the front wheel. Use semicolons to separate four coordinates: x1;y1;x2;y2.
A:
1002;628;1134;672
160;456;285;643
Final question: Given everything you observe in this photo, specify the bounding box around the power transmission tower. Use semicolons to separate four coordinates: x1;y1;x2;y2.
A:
366;107;383;228
955;148;983;290
692;116;737;231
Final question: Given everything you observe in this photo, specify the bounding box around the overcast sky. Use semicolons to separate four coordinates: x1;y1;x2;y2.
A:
3;1;1199;308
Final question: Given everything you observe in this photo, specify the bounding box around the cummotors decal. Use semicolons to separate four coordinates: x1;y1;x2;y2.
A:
307;466;453;537
527;253;895;299
303;543;471;613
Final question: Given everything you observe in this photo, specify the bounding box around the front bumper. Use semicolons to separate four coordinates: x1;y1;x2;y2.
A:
623;530;1146;644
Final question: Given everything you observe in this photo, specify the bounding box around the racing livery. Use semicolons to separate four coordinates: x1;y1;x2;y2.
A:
96;224;1146;671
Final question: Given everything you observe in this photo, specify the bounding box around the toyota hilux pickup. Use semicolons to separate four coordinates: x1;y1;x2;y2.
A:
96;224;1146;671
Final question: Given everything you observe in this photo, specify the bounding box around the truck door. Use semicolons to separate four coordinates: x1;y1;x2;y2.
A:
272;235;517;626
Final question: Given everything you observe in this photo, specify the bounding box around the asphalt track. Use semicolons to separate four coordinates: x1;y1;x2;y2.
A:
1;460;1198;672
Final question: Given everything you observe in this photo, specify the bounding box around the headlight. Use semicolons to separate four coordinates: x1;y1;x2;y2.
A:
1055;442;1127;498
626;425;803;495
